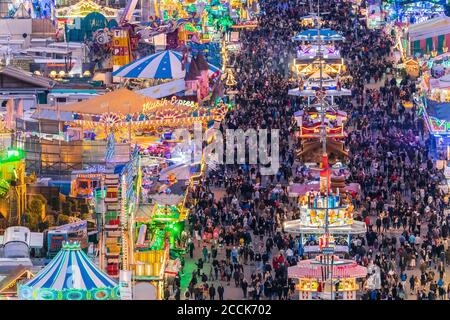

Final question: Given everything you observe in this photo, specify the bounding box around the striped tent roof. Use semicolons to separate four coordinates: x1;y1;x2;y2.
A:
288;258;367;279
25;242;117;291
112;50;221;79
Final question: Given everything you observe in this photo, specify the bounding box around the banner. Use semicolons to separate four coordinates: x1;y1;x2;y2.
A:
112;28;132;68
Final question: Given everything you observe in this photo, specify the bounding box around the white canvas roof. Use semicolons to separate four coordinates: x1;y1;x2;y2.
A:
409;16;450;42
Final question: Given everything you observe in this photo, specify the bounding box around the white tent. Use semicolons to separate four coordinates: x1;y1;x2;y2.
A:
409;16;450;42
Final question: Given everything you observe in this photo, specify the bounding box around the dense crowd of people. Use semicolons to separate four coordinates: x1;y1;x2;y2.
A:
166;0;450;300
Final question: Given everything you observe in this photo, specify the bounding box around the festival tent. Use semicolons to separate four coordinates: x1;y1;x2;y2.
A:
18;242;119;300
58;88;172;115
409;16;450;55
112;50;221;80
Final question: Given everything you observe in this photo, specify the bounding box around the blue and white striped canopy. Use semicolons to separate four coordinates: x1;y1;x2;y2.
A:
113;50;185;79
113;50;222;79
25;243;117;291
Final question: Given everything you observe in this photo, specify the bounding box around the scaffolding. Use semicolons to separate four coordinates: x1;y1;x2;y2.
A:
13;134;131;179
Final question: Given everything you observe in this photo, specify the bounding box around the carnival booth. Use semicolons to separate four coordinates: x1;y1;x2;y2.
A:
133;193;187;299
284;183;365;255
18;241;120;300
56;0;118;20
403;58;421;78
284;155;365;254
296;43;341;61
295;109;347;139
288;255;367;300
408;16;450;57
294;58;344;80
290;27;350;99
416;50;450;159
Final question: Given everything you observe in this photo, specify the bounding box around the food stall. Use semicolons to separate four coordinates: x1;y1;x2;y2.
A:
288;255;367;300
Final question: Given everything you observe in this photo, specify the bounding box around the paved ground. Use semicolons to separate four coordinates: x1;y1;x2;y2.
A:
179;188;275;300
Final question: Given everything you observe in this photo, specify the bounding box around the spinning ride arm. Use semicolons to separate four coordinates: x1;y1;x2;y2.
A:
120;0;139;25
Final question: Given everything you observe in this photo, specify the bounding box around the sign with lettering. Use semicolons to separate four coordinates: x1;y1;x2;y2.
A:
112;29;131;67
142;96;199;112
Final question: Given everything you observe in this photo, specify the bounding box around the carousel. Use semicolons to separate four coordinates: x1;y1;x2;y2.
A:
18;242;120;300
58;88;228;142
294;108;347;139
288;249;367;300
284;154;365;254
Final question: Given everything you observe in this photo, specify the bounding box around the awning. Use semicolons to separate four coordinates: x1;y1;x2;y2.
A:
137;79;186;99
288;259;367;279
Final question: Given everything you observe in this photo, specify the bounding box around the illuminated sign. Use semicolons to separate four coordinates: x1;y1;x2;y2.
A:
142;96;199;112
428;116;450;134
112;29;131;67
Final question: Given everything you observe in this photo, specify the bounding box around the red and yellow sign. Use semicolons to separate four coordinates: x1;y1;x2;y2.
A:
112;29;132;67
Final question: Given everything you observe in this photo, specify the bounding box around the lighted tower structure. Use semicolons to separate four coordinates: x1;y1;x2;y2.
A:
285;7;367;300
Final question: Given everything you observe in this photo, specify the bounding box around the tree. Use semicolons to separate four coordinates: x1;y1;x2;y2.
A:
80;204;89;214
62;201;71;215
69;199;78;213
37;221;49;232
50;197;59;211
29;198;44;219
22;212;39;231
81;213;91;220
57;214;70;226
215;15;234;32
45;214;55;227
25;197;46;231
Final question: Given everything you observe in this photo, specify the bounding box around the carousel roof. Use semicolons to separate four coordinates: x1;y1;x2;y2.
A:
112;50;221;80
58;88;169;115
288;258;367;279
24;242;117;291
56;0;118;18
283;219;367;235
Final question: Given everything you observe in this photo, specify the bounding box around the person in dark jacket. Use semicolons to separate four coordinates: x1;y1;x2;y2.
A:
174;287;181;300
217;284;225;300
209;284;216;300
241;278;248;298
189;241;195;259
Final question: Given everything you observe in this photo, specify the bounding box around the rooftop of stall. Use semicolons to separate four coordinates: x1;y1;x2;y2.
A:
421;96;450;136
